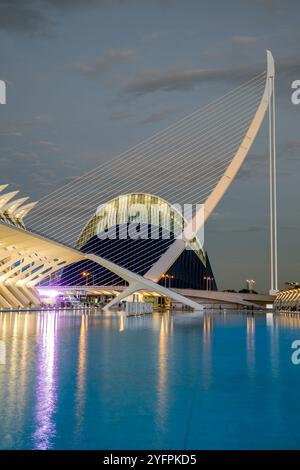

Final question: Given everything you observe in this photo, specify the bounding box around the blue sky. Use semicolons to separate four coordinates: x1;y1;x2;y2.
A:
0;0;299;291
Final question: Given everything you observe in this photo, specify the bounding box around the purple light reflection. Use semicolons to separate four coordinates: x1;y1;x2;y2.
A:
32;313;58;450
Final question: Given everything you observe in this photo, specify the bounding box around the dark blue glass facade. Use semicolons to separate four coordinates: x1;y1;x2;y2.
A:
59;224;217;290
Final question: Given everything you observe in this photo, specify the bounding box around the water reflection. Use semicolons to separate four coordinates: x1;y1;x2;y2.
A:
156;314;172;430
32;313;58;450
266;312;279;378
0;313;32;448
202;314;213;390
246;316;255;377
76;314;88;434
276;313;300;330
1;310;300;450
119;313;126;333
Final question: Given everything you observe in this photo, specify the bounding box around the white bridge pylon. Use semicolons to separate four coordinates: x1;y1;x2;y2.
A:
104;50;275;309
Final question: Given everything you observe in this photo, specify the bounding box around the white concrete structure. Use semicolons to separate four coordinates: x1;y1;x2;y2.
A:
0;221;203;310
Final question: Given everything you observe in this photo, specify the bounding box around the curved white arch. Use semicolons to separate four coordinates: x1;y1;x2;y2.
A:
144;50;275;283
203;51;274;222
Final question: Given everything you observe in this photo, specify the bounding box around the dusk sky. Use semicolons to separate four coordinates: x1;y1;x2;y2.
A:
0;0;299;291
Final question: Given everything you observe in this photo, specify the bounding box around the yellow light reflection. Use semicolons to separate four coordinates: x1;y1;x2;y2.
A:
119;314;125;333
156;314;170;432
76;313;88;434
202;314;213;390
0;312;35;448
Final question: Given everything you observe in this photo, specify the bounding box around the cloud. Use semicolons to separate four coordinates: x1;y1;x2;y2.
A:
0;1;48;34
0;0;171;34
68;49;140;76
120;54;300;97
231;35;260;46
0;114;51;136
143;28;197;42
0;1;110;34
37;140;60;153
138;108;175;125
109;110;135;121
252;0;288;13
143;31;162;42
121;63;262;96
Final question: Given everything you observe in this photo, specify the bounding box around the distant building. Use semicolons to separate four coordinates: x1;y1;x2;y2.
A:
58;193;217;290
274;284;300;312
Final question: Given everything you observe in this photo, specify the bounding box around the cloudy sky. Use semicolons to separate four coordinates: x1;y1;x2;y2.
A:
0;0;299;291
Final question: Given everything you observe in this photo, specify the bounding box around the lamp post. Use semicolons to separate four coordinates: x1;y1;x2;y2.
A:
82;271;90;286
203;276;214;290
246;279;255;293
169;275;175;288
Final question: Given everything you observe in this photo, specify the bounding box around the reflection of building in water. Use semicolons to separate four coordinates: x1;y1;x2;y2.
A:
275;313;300;330
246;316;255;376
0;313;36;448
274;286;300;312
156;314;173;432
266;312;279;378
202;314;213;390
203;314;213;348
119;314;126;332
76;314;88;435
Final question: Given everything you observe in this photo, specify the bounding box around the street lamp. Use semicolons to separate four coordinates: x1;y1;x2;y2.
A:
246;279;255;293
82;271;90;286
203;276;214;290
169;275;175;288
161;274;175;288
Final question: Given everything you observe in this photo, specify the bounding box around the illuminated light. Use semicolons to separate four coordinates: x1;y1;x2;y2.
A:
37;289;59;299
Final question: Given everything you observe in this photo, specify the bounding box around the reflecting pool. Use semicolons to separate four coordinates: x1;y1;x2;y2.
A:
0;310;300;449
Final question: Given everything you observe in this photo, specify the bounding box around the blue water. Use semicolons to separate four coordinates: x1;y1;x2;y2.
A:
0;309;300;450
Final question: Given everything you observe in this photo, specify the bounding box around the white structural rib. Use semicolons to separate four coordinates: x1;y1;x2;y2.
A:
2;197;29;216
0;191;19;211
14;201;38;222
0;184;9;193
144;50;275;283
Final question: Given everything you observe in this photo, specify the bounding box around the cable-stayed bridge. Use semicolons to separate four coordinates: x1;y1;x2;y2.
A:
0;51;277;310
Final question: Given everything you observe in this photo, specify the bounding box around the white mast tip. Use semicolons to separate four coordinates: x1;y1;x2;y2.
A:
266;50;275;78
